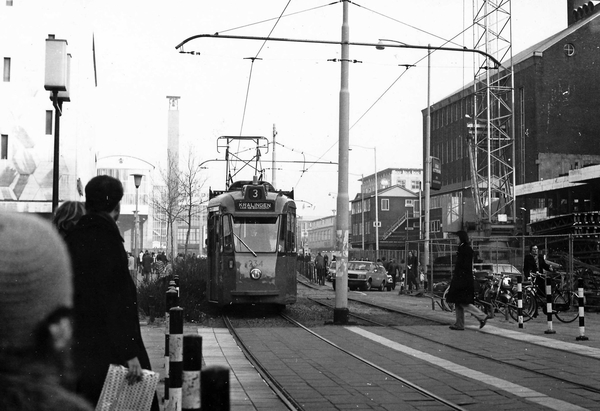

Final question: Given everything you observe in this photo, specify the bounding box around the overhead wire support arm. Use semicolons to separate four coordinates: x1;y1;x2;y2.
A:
175;34;503;69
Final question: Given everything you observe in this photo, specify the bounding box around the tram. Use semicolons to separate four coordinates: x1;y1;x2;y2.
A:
206;177;297;308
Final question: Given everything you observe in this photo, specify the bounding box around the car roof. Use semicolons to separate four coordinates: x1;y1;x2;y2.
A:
474;263;521;274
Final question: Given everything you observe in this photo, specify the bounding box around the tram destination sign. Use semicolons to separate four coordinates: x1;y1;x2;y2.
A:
235;200;275;212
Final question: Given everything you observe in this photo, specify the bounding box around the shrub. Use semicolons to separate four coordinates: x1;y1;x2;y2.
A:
137;257;211;322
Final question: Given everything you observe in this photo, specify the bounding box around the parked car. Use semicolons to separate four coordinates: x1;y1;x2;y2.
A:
474;263;521;279
347;261;389;291
326;261;336;282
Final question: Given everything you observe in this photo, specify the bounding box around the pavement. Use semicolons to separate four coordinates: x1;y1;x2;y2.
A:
140;282;600;410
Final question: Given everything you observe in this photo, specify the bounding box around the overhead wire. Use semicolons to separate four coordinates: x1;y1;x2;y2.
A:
233;0;292;178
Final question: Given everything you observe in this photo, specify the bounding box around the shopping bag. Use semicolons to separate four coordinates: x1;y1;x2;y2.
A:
96;364;159;411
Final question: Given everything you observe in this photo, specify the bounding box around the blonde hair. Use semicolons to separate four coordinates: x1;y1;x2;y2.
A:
52;201;86;237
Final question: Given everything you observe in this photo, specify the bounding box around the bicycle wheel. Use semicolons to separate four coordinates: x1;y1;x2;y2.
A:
441;285;455;312
508;290;536;322
553;290;579;323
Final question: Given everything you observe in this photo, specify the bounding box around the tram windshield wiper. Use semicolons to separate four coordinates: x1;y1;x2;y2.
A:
233;232;257;257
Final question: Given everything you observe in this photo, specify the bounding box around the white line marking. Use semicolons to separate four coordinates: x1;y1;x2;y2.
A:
345;326;589;411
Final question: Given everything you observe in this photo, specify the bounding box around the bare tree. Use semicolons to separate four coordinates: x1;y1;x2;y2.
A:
177;145;207;255
152;150;184;260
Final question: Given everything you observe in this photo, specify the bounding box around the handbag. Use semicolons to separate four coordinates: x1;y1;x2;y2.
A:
96;364;159;411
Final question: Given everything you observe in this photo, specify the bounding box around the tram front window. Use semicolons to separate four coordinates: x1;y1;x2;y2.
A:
232;216;279;253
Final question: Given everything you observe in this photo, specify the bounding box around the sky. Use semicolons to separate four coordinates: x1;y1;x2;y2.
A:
51;0;566;218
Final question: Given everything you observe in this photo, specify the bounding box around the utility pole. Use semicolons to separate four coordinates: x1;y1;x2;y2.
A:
334;0;350;325
272;124;277;187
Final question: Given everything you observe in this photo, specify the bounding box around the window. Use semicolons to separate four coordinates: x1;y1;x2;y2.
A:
1;134;7;160
411;180;421;190
6;0;13;6
45;110;53;135
397;179;406;188
405;199;415;207
381;199;389;211
3;58;10;82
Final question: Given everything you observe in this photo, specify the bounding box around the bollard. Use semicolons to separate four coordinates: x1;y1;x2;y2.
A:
544;275;556;334
576;277;589;341
164;287;179;401
182;335;202;411
516;275;523;329
168;307;184;411
174;275;180;297
201;365;230;411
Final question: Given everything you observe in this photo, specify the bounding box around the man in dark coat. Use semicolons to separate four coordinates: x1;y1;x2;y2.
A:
445;231;488;330
65;175;158;410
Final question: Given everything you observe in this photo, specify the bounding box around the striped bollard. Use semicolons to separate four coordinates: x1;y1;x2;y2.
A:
544;275;556;334
576;277;589;341
201;365;230;411
174;275;180;297
168;307;184;411
516;275;523;329
164;287;179;401
182;335;202;411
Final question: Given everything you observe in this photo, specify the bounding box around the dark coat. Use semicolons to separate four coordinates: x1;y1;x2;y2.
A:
523;253;550;277
65;213;153;406
445;242;475;305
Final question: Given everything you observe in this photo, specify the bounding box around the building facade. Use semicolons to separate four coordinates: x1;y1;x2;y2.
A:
0;2;96;216
423;1;600;237
350;184;419;251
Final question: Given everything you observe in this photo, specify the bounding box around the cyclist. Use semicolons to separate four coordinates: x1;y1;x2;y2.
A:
523;245;553;317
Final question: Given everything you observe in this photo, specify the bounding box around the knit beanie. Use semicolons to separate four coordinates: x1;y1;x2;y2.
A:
0;212;73;350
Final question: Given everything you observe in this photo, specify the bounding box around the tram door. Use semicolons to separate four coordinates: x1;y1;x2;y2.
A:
207;213;220;302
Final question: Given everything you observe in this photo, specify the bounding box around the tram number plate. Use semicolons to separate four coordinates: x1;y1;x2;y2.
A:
235;201;274;211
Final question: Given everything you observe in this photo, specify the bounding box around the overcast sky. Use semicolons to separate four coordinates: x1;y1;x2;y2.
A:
55;0;566;217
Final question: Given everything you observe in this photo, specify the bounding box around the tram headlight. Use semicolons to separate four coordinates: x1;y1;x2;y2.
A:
250;268;262;280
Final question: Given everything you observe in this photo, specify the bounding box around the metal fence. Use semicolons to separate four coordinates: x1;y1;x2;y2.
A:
351;234;600;299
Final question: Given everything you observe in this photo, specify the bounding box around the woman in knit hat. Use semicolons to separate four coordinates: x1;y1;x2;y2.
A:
0;212;93;411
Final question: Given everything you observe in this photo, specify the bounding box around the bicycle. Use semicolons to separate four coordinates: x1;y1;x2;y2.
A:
441;273;527;323
519;272;580;323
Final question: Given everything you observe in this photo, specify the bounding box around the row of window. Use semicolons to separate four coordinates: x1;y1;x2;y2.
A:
351;219;440;237
432;97;474;130
351;198;418;214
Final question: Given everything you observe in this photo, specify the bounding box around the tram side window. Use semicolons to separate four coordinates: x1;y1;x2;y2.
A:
286;211;296;253
222;216;233;252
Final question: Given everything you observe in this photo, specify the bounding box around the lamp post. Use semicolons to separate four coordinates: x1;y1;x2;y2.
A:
44;35;71;213
132;174;143;286
351;145;379;259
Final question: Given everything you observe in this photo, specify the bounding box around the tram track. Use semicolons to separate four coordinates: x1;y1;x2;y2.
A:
305;293;600;398
223;309;468;410
223;314;302;411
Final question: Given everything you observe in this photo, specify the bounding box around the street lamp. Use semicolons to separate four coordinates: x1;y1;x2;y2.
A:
132;174;143;286
44;35;71;213
351;145;379;259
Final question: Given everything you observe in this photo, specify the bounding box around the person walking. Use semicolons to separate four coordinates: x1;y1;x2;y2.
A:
445;230;488;330
0;212;94;411
315;252;325;285
406;251;420;292
142;250;153;282
65;175;159;410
